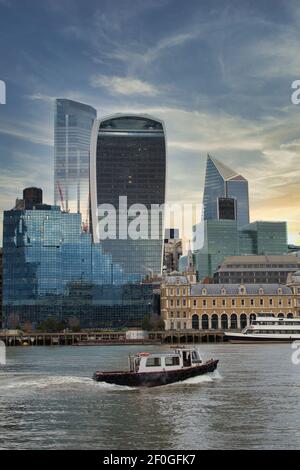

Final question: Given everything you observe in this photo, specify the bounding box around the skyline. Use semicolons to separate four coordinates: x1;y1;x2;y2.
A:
1;0;300;245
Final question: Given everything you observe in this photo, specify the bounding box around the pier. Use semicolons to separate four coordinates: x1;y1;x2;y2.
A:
0;329;226;346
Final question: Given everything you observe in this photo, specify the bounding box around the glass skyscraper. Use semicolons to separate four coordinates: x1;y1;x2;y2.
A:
203;155;250;228
2;204;157;329
54;99;97;230
90;114;166;280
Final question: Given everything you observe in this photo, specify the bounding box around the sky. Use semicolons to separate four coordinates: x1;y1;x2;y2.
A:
1;0;300;247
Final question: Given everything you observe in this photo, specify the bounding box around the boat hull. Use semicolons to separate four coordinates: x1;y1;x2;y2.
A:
93;359;218;387
225;333;300;344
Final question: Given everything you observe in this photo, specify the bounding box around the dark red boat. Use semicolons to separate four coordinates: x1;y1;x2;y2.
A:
93;347;219;387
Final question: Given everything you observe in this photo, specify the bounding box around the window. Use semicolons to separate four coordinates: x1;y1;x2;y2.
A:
212;299;216;306
241;299;245;306
250;299;254;306
269;298;273;306
146;357;161;367
260;299;264;306
203;299;207;307
222;299;226;307
193;299;197;307
183;299;186;306
232;299;236;306
165;356;180;366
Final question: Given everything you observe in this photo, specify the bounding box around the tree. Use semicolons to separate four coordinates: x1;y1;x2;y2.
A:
37;317;65;333
68;316;81;332
142;314;165;331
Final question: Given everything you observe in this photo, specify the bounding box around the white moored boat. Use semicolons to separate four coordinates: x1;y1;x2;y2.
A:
225;316;300;343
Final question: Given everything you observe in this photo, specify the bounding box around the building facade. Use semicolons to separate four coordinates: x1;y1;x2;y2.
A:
90;114;166;280
2;200;157;330
213;255;300;284
54;99;97;229
161;275;296;331
203;155;249;228
163;228;182;273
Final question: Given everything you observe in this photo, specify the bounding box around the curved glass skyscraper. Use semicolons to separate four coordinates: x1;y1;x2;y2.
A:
54;99;97;230
90;114;166;280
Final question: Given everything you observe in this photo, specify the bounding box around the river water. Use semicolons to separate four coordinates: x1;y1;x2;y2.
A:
0;344;299;450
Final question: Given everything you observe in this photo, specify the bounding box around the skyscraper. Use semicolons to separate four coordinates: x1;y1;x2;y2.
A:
203;155;250;228
90;114;166;280
54;99;97;229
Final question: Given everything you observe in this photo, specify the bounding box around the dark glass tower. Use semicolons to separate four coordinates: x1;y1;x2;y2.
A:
203;155;249;228
54;99;97;229
90;114;166;280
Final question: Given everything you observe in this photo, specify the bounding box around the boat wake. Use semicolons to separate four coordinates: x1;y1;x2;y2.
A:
0;374;94;392
0;370;222;394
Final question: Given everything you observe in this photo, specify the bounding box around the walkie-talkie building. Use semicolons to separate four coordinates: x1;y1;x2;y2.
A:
54;99;97;230
90;114;166;280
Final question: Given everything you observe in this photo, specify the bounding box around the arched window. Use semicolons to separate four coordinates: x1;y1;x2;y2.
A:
202;314;209;330
192;314;199;330
278;313;284;318
250;313;256;324
240;314;247;329
221;288;226;295
221;314;228;329
259;288;264;295
211;314;219;329
230;313;238;329
287;313;294;319
202;288;207;296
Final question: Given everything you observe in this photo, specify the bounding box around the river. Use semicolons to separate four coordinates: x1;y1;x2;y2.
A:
0;343;299;450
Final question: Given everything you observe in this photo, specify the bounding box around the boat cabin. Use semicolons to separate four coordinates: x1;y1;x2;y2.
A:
129;348;203;373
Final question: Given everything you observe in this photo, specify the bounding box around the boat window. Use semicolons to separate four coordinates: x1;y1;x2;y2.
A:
165;356;180;366
146;357;161;367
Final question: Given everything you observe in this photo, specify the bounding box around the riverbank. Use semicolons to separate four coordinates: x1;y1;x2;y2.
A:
0;329;227;346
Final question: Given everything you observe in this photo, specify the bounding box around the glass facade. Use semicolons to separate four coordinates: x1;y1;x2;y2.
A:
239;222;288;255
90;115;166;280
3;207;157;329
203;155;249;228
194;220;239;280
54;99;96;230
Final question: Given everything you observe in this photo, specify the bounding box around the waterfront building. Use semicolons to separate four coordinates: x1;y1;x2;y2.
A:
54;99;97;229
90;114;166;280
163;228;182;273
161;274;296;331
203;155;249;228
213;255;300;285
2;192;157;330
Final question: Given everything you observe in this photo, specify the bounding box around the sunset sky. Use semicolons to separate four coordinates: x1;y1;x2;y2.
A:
1;0;300;246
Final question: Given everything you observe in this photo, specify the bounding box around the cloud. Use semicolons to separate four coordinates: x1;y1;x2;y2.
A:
26;93;56;103
90;74;159;96
0;119;53;146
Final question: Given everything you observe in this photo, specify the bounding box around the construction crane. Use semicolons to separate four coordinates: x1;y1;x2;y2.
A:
56;181;65;212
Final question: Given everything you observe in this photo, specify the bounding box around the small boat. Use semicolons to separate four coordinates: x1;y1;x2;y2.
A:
93;347;219;387
225;316;300;343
